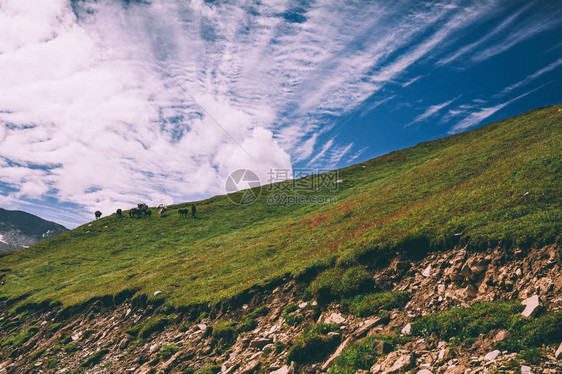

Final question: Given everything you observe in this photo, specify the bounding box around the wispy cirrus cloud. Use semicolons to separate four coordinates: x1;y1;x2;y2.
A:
449;87;543;133
0;0;560;226
499;57;562;95
405;97;459;127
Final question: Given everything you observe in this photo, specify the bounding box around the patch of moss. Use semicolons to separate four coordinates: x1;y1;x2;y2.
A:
412;301;562;351
81;348;108;367
308;267;374;303
342;291;410;317
160;344;180;360
46;358;58;369
287;323;341;364
64;342;80;355
212;321;237;348
328;337;382;374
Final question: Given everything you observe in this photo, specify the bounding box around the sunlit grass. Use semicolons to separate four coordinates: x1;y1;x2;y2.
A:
0;105;560;309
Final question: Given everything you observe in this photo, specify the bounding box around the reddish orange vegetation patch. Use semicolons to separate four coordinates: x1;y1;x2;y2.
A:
338;202;351;211
287;214;333;231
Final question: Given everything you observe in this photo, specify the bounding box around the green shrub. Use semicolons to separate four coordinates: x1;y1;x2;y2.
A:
342;291;409;317
284;304;298;314
328;337;382;374
138;316;169;339
308;267;374;303
47;323;62;334
283;313;304;326
45;358;58;369
236;317;257;333
212;321;238;348
412;301;521;344
64;342;80;355
160;344;180;360
412;301;562;351
519;348;543;365
81;348;108;367
125;324;140;337
275;341;285;354
287;323;341;364
372;333;412;347
197;365;220;374
1;325;40;348
249;306;269;318
58;334;72;345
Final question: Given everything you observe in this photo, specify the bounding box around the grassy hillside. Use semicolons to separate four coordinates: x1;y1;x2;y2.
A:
1;105;560;309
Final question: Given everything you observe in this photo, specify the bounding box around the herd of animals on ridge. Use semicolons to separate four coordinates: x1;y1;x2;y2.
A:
93;203;196;220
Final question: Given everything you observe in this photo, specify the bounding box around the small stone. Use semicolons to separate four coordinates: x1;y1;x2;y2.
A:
325;312;345;324
197;324;207;331
417;370;433;374
438;348;452;362
515;268;522;276
521;365;532;373
484;349;500;361
401;323;412;335
249;337;273;349
353;318;381;338
239;360;260;374
422;265;432;277
298;301;308;309
521;295;542;317
153;290;162;296
270;365;290;374
494;330;511;342
388;354;414;373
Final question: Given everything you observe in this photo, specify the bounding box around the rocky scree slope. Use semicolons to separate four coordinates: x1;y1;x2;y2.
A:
0;245;560;373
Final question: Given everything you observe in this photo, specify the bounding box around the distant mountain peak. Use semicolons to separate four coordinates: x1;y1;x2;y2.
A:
0;208;67;252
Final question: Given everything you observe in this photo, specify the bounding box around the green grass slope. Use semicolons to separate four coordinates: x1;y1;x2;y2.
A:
1;105;560;309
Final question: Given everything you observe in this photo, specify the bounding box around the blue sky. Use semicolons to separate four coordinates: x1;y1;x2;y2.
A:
0;0;561;228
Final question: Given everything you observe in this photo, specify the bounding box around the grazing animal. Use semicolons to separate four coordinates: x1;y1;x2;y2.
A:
116;209;122;217
178;209;188;218
129;207;142;218
95;210;102;220
158;204;168;217
191;204;196;218
144;209;152;217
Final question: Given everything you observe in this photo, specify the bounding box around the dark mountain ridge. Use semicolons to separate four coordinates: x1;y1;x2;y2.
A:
0;208;67;252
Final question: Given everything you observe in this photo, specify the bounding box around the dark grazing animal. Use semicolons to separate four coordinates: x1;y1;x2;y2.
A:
178;209;188;218
116;209;122;217
129;207;142;218
144;209;152;217
191;204;196;218
95;210;102;220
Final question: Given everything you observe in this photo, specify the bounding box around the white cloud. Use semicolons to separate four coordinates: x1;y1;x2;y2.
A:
437;1;533;66
499;57;562;95
448;88;540;133
0;0;558;226
405;97;458;127
471;16;561;63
